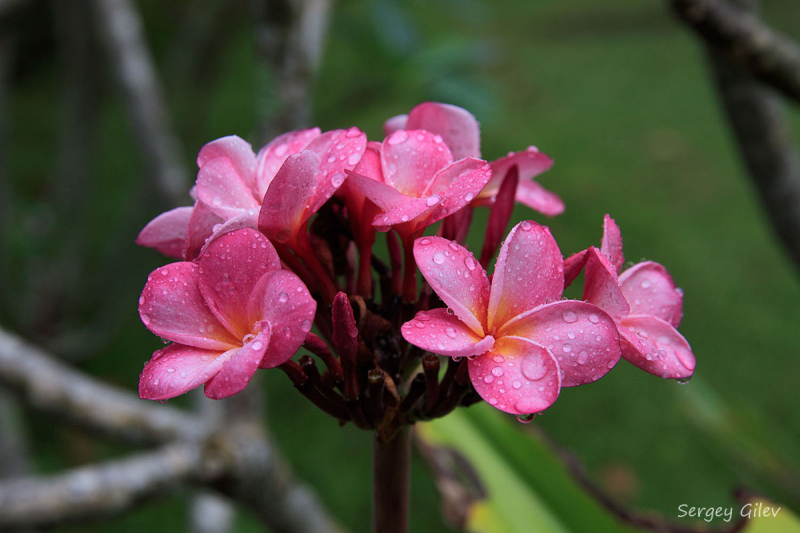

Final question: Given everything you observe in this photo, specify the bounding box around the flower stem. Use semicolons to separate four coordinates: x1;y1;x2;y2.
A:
293;230;338;304
400;232;421;303
372;427;410;533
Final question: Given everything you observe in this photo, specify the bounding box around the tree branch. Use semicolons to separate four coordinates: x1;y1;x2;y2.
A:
0;442;210;529
251;0;333;143
0;327;342;532
0;327;205;445
91;0;189;207
672;0;800;103
674;0;800;270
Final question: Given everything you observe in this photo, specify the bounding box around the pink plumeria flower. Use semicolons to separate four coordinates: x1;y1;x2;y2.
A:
384;101;482;160
137;130;319;259
346;129;492;237
138;127;367;258
138;228;316;400
477;147;563;216
563;215;695;380
384;101;564;217
258;128;367;244
401;221;621;415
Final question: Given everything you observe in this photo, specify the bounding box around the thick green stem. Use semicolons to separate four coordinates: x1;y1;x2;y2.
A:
372;427;411;533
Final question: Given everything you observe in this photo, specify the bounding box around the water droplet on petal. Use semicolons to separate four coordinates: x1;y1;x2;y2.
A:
563;310;578;323
521;354;547;381
516;413;535;424
387;130;408;145
433;252;446;264
278;292;289;303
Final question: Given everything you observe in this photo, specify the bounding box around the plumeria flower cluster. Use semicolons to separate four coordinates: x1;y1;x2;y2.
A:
136;102;695;432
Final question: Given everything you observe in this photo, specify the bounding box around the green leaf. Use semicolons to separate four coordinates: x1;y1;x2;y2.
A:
418;404;642;533
740;498;800;533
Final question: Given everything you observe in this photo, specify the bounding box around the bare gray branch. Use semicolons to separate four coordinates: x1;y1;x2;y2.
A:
0;443;209;528
252;0;333;143
92;0;189;206
0;328;342;532
672;0;800;103
0;327;205;445
674;0;800;270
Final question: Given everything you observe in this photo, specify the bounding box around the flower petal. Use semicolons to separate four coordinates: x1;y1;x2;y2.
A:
601;214;624;274
305;128;367;214
583;247;629;322
139;262;238;350
425;158;493;227
373;196;436;232
196;209;259;257
381;129;453;196
482;147;553;200
487;221;564;331
413;237;490;335
258;150;320;243
136;206;192;259
197;135;257;191
246;270;316;368
139;343;226;400
197;229;281;337
383;114;408;136
563;249;588;288
401;308;494;357
255;127;321;197
515;180;565;217
196;157;259;219
468;336;561;415
501;300;621;387
347;169;408;212
619;262;683;327
618;315;695;379
406;102;481;160
204;328;270;399
184;201;224;260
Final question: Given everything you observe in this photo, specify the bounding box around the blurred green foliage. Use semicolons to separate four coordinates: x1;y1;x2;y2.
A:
2;0;800;531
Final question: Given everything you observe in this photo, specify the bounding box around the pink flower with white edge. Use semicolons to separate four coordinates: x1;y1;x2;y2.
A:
138;228;316;400
563;215;695;380
477;147;563;216
384;101;563;217
346;128;492;236
258;128;367;244
401;220;621;415
137;127;367;258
